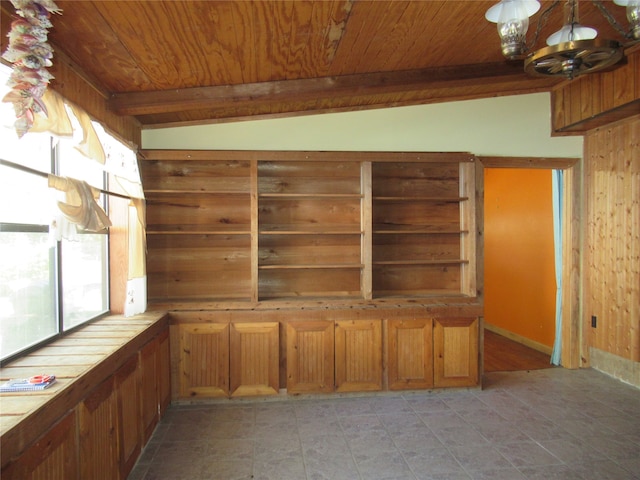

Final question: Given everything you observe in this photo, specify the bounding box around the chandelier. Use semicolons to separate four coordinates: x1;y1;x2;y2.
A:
485;0;640;78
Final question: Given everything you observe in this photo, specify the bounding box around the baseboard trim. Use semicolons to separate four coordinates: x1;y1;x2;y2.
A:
590;347;640;389
484;323;553;356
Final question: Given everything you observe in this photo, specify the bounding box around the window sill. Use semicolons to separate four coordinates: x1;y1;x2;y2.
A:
0;311;169;467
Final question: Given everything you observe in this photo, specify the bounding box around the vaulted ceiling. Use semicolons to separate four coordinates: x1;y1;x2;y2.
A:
0;0;634;128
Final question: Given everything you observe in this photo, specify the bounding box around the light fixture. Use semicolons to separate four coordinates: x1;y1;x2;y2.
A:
485;0;640;79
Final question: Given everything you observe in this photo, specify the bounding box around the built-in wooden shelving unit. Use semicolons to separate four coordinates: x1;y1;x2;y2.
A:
140;150;478;306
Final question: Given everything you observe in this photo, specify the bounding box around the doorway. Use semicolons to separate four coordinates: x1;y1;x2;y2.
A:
479;157;581;372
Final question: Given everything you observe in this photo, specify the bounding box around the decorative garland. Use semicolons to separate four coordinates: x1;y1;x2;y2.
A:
2;0;61;138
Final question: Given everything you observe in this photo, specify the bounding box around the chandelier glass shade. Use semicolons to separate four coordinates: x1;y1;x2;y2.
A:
485;0;639;78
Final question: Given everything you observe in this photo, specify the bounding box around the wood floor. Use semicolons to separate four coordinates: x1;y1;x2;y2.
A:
483;329;553;372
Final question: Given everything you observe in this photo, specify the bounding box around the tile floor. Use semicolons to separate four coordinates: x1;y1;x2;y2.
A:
128;368;640;480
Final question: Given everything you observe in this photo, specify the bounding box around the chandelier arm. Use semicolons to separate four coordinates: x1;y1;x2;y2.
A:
592;0;635;40
528;0;562;53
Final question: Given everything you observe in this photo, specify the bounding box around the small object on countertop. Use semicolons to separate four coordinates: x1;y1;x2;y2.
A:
0;374;56;392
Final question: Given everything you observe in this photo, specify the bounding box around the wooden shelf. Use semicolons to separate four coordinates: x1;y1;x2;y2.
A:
260;193;363;198
373;226;469;234
260;225;362;235
147;230;251;235
259;264;363;270
373;196;468;202
372;260;469;266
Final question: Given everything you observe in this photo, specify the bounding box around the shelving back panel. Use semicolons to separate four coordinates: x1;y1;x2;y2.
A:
147;234;252;301
258;161;362;195
141;159;251;193
259;234;362;267
146;193;251;233
258;197;362;232
259;268;363;300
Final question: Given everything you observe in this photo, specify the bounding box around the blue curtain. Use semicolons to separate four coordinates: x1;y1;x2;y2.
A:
551;170;563;366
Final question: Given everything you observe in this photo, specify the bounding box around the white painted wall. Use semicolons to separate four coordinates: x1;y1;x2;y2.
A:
142;92;582;158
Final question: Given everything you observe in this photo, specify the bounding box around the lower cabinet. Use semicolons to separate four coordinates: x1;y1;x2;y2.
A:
434;317;479;387
174;314;480;400
2;331;169;480
2;412;78;480
387;318;434;390
176;322;280;399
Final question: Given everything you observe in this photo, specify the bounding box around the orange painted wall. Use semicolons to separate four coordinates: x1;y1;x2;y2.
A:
484;168;556;348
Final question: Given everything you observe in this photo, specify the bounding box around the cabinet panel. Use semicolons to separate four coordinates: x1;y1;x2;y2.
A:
388;319;433;390
287;321;335;393
2;412;77;480
230;322;279;397
179;323;230;398
434;318;479;387
78;377;118;480
335;320;382;392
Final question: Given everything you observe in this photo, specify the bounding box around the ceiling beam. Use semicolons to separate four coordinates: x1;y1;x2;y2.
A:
109;62;557;117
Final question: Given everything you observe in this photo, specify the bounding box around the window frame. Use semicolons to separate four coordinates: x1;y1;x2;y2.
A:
0;139;111;365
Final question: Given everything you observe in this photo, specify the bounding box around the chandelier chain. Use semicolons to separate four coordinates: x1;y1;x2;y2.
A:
528;0;561;53
592;0;635;40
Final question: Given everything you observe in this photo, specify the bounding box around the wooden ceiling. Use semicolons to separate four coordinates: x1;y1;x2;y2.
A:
0;0;634;128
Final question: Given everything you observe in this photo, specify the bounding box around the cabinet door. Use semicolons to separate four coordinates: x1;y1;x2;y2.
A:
139;337;160;445
78;377;119;480
388;318;433;390
230;322;279;397
2;412;77;480
287;321;334;394
434;318;479;387
335;319;382;392
158;329;171;413
179;323;230;398
116;355;141;479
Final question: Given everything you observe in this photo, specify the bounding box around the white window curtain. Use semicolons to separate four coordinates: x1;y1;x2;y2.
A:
551;169;563;366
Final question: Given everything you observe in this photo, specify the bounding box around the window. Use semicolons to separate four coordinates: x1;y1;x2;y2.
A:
0;66;114;362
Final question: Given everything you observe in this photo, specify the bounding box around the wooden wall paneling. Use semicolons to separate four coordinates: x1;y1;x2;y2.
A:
139;338;159;445
158;329;171;414
78;377;118;480
387;318;433;390
286;321;335;393
115;355;141;479
335;319;383;392
551;47;640;133
584;117;640;363
178;323;230;398
434;318;479;387
230;322;280;397
1;412;78;480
